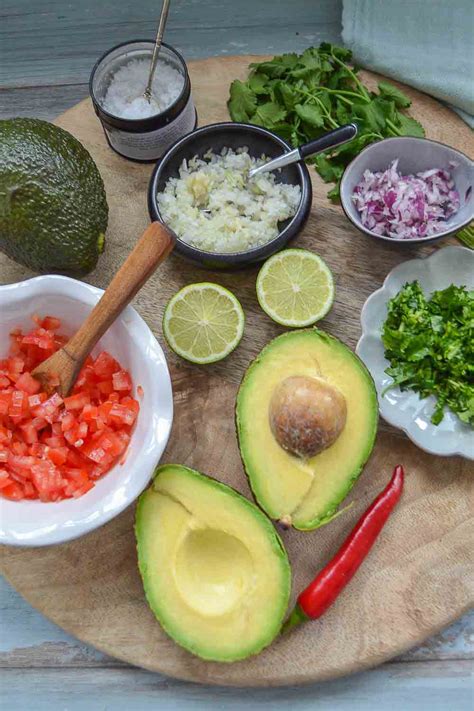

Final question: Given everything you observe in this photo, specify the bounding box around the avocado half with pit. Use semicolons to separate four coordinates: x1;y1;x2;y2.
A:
236;329;378;531
135;464;291;662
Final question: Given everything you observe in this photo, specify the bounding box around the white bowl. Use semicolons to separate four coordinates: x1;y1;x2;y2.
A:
356;246;473;459
340;136;474;244
0;275;173;546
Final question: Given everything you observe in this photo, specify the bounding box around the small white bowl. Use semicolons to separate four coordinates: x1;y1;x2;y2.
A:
356;246;473;459
0;275;173;546
340;136;474;244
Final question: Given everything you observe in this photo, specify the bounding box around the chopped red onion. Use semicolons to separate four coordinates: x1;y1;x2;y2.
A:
352;159;460;239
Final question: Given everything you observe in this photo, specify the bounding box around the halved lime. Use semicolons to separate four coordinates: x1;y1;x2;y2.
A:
163;282;245;364
256;249;335;327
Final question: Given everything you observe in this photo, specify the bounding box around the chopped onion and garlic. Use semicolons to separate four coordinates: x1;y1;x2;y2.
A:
156;148;301;253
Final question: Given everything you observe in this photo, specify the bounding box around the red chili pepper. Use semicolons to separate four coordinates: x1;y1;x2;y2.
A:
282;464;404;634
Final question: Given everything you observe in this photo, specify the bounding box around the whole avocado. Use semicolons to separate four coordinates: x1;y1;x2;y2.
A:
0;118;108;275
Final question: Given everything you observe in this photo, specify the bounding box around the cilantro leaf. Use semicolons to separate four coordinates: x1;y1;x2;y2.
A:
248;72;270;95
313;155;344;182
378;81;411;108
295;103;324;127
273;81;296;111
228;80;257;122
397;113;426;137
251;102;286;127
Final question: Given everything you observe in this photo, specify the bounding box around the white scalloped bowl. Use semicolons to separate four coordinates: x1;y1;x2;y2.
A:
356;247;473;459
0;275;173;546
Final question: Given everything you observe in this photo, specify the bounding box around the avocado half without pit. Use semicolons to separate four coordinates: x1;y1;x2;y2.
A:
135;464;290;662
236;329;378;531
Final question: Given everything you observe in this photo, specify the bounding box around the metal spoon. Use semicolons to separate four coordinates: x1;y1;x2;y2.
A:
248;123;358;180
143;0;171;103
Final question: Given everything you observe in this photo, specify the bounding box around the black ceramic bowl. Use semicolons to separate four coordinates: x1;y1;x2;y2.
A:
148;122;312;269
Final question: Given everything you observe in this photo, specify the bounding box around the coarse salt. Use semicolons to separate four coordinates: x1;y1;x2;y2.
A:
102;58;184;120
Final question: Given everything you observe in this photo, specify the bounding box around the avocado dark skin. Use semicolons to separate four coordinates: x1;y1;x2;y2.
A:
0;118;108;275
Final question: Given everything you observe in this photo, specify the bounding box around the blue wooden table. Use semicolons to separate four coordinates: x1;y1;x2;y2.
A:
0;2;473;708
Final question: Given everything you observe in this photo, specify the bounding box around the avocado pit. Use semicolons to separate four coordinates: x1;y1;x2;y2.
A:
269;375;347;458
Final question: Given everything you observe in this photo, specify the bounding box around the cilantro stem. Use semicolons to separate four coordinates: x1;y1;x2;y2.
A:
321;88;366;104
330;50;371;102
313;97;339;128
297;88;339;128
386;118;402;136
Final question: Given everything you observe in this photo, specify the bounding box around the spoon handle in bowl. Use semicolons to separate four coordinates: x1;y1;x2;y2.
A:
298;123;358;159
64;221;175;369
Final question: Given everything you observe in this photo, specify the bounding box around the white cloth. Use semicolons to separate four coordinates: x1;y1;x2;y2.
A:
342;0;474;126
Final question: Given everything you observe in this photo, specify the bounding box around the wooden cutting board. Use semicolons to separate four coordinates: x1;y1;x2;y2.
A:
1;56;473;687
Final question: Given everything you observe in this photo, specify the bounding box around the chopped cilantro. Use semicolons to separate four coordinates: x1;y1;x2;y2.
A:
382;281;474;426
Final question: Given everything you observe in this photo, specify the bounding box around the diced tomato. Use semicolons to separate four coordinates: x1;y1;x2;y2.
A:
60;411;75;431
47;447;68;466
19;422;39;444
9;390;26;419
109;402;138;427
31;392;63;421
63;392;90;411
28;392;47;409
1;481;24;500
0;317;139;502
80;404;99;422
74;365;95;389
0;392;11;416
97;380;114;396
15;372;41;395
112;370;132;392
93;351;120;379
7;356;24;381
22;327;55;351
40;316;61;331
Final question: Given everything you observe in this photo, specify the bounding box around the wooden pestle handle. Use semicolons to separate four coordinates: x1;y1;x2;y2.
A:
63;222;174;367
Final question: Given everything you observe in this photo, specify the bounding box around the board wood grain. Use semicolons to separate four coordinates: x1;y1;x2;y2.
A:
1;55;473;687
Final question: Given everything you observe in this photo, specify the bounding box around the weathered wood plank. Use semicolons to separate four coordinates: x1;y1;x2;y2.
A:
1;577;472;668
0;86;90;121
0;0;341;88
0;662;472;710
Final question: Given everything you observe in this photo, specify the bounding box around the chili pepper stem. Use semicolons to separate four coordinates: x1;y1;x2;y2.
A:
281;603;309;635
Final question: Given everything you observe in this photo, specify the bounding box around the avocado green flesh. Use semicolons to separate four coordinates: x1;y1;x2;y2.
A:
0;118;108;275
135;464;291;662
236;329;378;531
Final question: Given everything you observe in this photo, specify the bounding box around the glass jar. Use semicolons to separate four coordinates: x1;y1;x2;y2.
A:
89;40;197;162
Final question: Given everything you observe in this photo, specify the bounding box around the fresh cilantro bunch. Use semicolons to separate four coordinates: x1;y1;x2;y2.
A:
228;44;424;200
382;281;474;426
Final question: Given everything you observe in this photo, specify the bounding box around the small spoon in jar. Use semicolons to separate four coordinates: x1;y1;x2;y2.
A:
143;0;171;104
